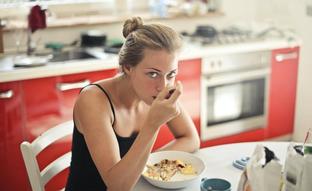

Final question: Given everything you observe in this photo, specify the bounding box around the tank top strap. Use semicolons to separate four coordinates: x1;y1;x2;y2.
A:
81;83;116;127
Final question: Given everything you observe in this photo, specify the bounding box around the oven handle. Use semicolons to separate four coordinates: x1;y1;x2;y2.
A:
203;68;271;87
275;52;298;62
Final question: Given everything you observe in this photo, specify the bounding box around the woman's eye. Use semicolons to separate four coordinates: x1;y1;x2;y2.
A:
167;72;176;79
147;72;158;78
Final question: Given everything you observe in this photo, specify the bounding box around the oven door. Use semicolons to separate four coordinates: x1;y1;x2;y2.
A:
200;68;271;141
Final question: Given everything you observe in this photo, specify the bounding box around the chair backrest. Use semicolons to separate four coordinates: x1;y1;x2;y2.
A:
20;120;73;191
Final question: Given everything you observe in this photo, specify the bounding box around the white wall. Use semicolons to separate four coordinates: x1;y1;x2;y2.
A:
221;0;312;141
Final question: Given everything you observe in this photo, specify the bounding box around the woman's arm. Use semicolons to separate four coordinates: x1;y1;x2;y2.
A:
74;84;182;191
156;103;200;153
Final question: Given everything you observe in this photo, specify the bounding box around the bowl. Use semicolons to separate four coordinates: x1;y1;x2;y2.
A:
142;150;206;189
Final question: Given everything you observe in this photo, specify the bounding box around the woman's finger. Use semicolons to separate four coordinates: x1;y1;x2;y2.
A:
167;81;182;103
155;85;170;101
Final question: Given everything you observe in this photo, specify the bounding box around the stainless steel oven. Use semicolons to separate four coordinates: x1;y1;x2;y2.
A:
200;51;271;141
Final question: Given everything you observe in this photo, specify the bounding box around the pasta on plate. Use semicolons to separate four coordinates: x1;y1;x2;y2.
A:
143;159;196;181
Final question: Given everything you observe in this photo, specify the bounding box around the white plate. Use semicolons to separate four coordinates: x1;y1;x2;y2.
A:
14;55;50;67
142;150;206;189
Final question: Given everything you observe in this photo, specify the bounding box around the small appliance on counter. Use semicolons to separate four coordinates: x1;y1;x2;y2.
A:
80;30;107;48
80;30;123;54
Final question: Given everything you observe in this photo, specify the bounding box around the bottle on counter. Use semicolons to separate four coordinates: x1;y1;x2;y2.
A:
149;0;168;18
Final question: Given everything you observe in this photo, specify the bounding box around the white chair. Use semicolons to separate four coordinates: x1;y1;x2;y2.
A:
20;120;73;191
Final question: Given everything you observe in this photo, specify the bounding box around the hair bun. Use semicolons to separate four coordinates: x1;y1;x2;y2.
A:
122;17;143;38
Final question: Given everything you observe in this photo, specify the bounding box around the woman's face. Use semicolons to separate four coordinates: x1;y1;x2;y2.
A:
127;49;179;105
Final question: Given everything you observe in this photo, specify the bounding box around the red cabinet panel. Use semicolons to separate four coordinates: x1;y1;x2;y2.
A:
267;47;299;137
0;82;28;191
176;59;201;119
153;59;201;150
22;76;61;141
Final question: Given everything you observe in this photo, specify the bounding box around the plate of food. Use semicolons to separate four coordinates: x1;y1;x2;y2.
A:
142;150;206;189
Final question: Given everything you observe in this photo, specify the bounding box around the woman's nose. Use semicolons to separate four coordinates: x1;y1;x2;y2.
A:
156;78;167;92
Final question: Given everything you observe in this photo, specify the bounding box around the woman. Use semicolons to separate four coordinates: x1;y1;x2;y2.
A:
65;17;200;191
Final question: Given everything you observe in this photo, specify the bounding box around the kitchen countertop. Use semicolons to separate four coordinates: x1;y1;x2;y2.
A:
133;141;289;191
0;38;300;83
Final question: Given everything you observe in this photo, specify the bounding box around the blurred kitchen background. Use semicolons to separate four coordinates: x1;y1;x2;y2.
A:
0;0;312;190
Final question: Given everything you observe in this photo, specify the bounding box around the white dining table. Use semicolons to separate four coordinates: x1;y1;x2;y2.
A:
133;141;290;191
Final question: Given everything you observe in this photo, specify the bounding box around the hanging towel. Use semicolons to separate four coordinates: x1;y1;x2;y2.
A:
28;5;46;33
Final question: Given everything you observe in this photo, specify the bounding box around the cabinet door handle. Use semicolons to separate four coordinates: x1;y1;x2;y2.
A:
57;79;91;91
0;90;14;99
275;52;298;62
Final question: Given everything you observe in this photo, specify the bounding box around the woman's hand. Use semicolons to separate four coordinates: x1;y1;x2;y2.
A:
146;81;183;131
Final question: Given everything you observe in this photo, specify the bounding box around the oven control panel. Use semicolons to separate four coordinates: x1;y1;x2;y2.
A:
202;51;271;75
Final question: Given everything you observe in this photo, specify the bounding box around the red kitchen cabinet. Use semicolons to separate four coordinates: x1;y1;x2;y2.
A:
267;47;299;138
1;69;117;191
153;58;201;150
0;81;27;191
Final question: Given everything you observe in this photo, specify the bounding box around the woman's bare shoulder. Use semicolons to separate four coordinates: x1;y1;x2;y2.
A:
77;77;115;105
77;84;109;106
74;83;115;133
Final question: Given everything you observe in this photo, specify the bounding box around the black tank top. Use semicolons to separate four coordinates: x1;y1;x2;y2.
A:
65;84;138;191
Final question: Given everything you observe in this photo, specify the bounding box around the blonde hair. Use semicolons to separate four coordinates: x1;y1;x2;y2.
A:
119;17;182;70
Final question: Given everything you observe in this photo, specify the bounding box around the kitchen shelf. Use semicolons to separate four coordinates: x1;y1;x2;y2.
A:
3;11;224;32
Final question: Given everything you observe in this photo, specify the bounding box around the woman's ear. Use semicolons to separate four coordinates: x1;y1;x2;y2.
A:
123;64;132;75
